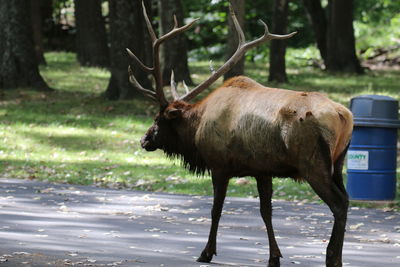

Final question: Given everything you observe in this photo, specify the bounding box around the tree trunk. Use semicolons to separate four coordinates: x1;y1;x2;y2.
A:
30;0;47;65
268;0;290;83
302;0;327;63
159;0;193;86
74;0;109;68
0;0;52;91
223;0;245;81
326;0;363;73
105;0;151;100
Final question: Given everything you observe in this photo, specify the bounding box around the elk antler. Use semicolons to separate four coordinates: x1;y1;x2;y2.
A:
170;70;179;100
127;1;199;107
179;5;297;102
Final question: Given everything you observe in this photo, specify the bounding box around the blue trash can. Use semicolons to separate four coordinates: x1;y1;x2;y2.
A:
347;95;400;200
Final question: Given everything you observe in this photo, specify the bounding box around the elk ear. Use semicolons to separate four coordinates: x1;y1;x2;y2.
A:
165;108;182;119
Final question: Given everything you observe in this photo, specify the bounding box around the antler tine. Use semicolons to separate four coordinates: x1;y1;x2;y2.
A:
180;4;297;102
170;70;179;100
157;18;199;46
128;66;157;101
141;1;157;43
126;48;153;72
173;15;179;28
182;80;189;94
244;19;297;50
229;5;245;46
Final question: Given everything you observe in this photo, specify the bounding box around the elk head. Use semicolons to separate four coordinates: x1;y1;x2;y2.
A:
127;1;296;153
139;101;189;152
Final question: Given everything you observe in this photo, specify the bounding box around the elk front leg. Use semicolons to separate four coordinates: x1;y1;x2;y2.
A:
256;176;282;267
197;173;229;263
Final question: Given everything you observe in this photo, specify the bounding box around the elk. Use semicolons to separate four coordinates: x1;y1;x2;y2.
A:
127;2;353;267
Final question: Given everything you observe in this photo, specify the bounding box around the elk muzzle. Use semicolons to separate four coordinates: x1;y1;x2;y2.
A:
140;134;158;151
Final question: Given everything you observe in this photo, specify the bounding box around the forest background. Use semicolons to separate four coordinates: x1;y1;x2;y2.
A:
0;0;399;207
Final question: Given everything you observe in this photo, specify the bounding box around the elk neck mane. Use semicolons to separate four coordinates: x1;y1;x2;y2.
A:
161;106;209;176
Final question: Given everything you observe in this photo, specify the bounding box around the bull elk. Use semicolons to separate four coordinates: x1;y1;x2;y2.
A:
127;2;353;267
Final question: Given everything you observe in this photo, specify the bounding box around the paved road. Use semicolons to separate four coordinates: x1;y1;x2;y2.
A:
0;178;399;267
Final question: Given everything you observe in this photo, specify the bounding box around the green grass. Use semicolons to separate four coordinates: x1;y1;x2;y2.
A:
0;51;399;209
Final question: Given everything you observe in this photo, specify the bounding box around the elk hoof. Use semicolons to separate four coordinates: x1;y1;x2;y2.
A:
196;250;214;263
326;262;342;267
268;257;280;267
326;258;342;267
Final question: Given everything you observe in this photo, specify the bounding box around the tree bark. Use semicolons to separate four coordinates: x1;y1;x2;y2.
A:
223;0;245;81
326;0;363;73
105;0;151;100
302;0;327;63
268;0;290;83
0;0;52;91
74;0;109;68
159;0;193;86
30;0;47;65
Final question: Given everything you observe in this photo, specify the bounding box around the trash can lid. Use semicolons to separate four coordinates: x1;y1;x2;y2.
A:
350;95;400;128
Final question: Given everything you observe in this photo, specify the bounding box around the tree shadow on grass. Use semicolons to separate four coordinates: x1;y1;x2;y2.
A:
1;91;155;128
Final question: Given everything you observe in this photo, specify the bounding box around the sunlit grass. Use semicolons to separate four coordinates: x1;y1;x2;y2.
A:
0;51;399;208
41;52;109;94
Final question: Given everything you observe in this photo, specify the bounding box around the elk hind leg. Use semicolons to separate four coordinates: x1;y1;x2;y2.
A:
256;176;282;267
307;139;348;267
197;173;229;263
332;143;350;197
308;178;348;267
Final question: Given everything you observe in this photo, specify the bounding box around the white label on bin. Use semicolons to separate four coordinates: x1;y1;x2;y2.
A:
347;151;369;170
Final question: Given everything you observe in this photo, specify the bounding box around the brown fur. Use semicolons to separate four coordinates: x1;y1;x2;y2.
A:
184;76;352;177
140;76;353;266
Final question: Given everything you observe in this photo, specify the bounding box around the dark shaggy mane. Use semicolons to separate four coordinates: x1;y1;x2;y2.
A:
160;133;209;176
164;148;209;176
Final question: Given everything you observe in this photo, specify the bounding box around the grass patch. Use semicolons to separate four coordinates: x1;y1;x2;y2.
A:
0;51;399;209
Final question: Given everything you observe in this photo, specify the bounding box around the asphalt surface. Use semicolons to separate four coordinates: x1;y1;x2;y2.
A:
0;178;399;267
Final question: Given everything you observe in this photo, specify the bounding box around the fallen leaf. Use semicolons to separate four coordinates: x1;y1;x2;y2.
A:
349;223;364;230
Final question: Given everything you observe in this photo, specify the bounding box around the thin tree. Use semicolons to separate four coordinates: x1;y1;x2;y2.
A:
224;0;245;81
159;0;193;85
74;0;109;67
268;0;290;83
302;0;327;62
0;0;52;91
104;0;151;100
325;0;363;73
30;0;49;65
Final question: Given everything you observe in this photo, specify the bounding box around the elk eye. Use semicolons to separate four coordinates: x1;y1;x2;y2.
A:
166;108;182;119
